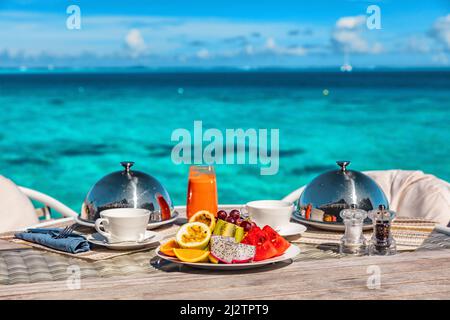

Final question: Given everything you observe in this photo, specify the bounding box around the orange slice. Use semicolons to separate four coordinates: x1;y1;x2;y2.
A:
159;239;180;257
173;248;210;263
208;253;219;264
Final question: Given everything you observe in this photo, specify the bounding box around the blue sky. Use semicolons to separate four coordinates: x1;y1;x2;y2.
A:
0;0;449;68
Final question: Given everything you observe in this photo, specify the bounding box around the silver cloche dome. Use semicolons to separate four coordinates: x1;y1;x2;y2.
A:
297;161;389;224
80;161;174;223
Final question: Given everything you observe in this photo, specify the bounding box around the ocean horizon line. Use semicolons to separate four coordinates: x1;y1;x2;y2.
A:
1;65;450;75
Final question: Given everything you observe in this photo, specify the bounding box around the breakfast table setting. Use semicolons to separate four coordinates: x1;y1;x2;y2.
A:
0;161;449;300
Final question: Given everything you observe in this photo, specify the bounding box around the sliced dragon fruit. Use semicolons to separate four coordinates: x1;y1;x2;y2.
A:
210;236;235;263
232;243;256;263
210;236;256;264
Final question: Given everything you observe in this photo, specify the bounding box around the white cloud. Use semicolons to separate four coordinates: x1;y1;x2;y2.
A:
261;36;306;56
371;42;383;54
125;29;146;55
276;46;307;56
0;10;326;61
4;9;445;67
244;44;254;55
331;15;382;54
333;30;368;52
196;48;210;59
405;36;431;53
429;14;450;50
432;52;449;65
265;37;276;49
336;16;366;29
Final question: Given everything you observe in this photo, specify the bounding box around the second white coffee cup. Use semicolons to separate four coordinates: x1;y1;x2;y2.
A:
94;208;150;243
245;200;294;229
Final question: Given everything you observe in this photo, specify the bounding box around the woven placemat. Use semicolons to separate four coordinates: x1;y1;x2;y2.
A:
0;222;181;261
293;217;437;251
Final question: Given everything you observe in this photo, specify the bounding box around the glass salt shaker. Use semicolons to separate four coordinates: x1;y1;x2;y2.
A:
368;205;396;255
339;204;367;255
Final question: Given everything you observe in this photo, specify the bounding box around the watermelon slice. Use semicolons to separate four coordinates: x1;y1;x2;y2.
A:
262;225;291;257
241;226;278;261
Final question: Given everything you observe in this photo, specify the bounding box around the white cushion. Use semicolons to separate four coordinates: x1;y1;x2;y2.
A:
365;170;450;226
0;176;39;233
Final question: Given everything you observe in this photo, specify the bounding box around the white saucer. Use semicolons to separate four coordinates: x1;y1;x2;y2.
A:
75;211;179;230
275;222;307;237
87;230;163;250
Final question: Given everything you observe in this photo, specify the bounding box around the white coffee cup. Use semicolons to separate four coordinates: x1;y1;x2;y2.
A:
245;200;294;229
94;208;150;243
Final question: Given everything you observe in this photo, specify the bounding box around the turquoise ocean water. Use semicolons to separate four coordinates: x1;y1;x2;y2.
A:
0;70;449;214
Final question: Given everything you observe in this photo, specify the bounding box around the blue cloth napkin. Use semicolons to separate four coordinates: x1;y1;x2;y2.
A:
15;228;90;254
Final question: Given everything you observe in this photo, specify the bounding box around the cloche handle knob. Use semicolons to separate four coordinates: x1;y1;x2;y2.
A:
336;161;351;172
120;161;135;173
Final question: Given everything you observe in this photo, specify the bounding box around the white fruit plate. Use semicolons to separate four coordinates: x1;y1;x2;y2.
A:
155;244;300;270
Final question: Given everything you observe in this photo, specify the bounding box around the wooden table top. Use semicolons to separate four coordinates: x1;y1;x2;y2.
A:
0;247;449;300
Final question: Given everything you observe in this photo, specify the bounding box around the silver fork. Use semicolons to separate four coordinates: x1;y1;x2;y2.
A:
54;224;77;239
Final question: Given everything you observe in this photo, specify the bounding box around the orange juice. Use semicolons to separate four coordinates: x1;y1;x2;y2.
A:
186;166;218;219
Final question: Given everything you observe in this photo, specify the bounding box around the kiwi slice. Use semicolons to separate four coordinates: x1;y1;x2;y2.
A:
234;226;245;243
221;222;236;237
213;219;226;235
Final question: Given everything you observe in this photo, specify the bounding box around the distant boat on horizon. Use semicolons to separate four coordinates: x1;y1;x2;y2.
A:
341;52;353;72
340;63;353;72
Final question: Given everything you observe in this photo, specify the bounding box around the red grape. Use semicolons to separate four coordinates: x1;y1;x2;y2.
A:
217;210;228;220
240;221;253;232
235;218;243;226
229;210;241;220
225;216;236;224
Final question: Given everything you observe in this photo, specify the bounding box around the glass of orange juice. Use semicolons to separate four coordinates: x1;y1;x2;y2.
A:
186;165;218;219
